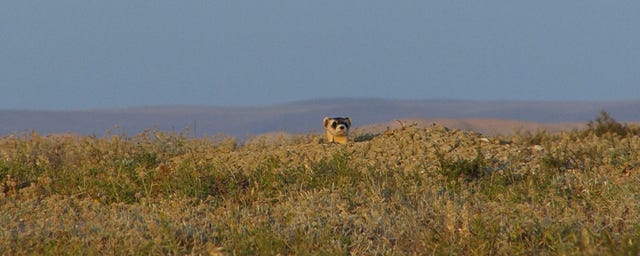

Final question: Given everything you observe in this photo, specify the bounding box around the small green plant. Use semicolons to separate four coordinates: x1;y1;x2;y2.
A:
353;133;377;142
436;146;487;183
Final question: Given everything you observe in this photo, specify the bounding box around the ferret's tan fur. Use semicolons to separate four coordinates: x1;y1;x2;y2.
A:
323;117;351;144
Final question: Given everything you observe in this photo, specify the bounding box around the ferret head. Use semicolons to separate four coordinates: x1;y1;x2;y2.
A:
323;117;351;136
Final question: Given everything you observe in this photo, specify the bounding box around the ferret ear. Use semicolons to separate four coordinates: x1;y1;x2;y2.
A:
345;117;351;127
323;117;331;128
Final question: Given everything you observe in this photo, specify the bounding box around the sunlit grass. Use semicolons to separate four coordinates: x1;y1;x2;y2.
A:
1;113;639;255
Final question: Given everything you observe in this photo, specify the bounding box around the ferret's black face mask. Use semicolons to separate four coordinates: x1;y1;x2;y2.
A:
331;118;351;129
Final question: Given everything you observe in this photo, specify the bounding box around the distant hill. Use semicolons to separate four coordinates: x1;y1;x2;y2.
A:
1;98;639;138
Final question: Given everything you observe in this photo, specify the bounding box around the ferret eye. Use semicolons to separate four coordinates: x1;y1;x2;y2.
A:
331;121;337;128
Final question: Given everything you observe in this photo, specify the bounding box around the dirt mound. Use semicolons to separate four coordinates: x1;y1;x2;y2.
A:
236;124;538;179
356;118;587;136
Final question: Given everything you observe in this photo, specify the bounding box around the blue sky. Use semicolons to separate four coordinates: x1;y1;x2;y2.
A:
2;1;639;110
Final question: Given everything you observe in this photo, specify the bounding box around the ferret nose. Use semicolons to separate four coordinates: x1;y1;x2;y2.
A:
338;125;345;130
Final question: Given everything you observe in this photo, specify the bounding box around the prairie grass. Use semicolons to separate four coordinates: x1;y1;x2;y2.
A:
1;114;640;255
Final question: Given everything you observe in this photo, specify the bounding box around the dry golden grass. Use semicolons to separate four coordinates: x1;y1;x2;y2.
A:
1;115;640;255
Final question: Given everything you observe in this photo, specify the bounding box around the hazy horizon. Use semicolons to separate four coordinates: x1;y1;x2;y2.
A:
2;1;639;110
3;97;640;112
3;99;639;138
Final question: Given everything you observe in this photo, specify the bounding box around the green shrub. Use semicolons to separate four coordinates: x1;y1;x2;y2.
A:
587;111;638;137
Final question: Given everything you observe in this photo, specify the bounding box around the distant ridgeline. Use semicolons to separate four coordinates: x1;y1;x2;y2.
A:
0;99;638;137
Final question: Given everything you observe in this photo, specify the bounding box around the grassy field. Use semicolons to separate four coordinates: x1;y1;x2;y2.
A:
1;113;639;255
